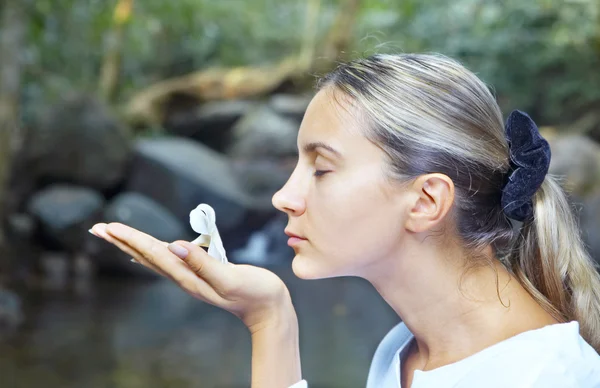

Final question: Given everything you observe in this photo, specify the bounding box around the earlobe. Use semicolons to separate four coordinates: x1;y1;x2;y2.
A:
405;174;454;233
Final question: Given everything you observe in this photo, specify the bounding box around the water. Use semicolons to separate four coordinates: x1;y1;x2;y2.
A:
0;266;398;388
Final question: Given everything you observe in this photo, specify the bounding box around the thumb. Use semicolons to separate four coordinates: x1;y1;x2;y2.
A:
168;240;229;286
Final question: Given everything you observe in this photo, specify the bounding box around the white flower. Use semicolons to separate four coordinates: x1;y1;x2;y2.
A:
189;204;227;263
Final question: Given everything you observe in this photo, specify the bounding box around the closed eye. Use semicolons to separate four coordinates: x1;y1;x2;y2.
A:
314;170;331;177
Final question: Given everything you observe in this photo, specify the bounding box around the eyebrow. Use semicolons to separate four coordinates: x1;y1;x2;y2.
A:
302;141;342;158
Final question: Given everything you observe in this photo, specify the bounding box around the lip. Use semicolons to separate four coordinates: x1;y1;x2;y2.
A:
285;229;307;246
284;229;306;239
287;237;307;247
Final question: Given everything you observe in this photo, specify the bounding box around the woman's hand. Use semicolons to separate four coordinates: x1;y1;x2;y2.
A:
89;222;293;332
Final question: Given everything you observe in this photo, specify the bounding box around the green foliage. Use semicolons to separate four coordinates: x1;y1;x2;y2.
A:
18;0;600;125
354;0;600;124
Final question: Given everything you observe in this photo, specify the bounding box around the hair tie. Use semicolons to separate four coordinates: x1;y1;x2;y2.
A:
501;110;551;221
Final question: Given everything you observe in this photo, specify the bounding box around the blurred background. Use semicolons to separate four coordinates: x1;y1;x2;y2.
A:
0;0;599;387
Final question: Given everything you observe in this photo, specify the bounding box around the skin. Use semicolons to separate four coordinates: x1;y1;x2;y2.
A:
91;87;558;388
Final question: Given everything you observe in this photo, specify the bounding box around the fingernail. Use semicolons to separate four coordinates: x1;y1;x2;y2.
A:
90;224;108;238
130;258;138;264
168;243;189;259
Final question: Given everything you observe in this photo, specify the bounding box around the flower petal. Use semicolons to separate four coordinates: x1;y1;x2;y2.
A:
189;203;227;263
189;205;213;234
191;234;211;247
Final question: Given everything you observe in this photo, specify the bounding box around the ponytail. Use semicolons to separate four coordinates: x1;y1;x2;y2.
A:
511;175;600;352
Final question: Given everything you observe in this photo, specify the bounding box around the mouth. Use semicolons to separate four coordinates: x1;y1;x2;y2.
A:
284;229;307;246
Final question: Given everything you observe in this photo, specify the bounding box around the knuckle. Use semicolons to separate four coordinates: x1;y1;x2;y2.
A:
190;282;206;298
141;238;161;263
149;240;162;255
188;260;205;275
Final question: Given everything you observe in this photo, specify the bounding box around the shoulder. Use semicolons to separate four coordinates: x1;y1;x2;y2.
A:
493;343;600;388
523;322;600;387
457;321;600;388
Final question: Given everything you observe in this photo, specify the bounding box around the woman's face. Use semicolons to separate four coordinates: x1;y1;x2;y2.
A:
272;88;410;280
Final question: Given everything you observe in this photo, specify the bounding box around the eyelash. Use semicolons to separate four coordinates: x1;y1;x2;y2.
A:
314;170;330;177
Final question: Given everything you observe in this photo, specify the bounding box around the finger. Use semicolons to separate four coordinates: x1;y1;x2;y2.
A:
103;223;226;304
171;240;233;292
104;222;170;268
91;224;169;277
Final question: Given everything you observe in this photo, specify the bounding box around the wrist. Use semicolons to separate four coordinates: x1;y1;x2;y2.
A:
249;294;302;388
247;291;298;336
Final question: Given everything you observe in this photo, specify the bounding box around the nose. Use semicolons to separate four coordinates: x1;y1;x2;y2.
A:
272;173;306;217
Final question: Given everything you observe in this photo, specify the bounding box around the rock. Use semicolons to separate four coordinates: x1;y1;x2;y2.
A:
125;137;275;250
227;105;299;160
225;105;298;198
4;213;41;283
579;191;600;265
72;253;94;296
548;134;600;264
549;135;600;196
25;94;132;192
5;213;36;241
0;288;23;337
26;184;105;251
104;192;192;241
165;100;256;153
268;93;312;123
231;158;295;197
231;231;270;265
231;214;292;266
39;251;70;290
87;192;193;276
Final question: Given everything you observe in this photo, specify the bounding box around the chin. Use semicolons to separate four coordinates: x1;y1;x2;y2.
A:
291;253;341;280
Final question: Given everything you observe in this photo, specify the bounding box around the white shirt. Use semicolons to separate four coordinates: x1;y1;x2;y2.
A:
291;321;600;387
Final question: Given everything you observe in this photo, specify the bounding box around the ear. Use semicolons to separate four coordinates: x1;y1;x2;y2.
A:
404;174;455;233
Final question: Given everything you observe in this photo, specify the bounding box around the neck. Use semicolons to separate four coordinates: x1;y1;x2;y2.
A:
365;239;558;370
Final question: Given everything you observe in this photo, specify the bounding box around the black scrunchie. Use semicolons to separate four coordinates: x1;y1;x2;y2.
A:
501;110;551;221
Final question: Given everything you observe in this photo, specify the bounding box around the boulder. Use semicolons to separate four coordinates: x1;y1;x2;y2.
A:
231;214;293;266
26;184;105;251
5;212;36;241
268;93;312;123
231;158;295;197
227;105;299;160
226;105;298;198
545;134;600;265
25;94;132;192
549;135;600;196
165;100;256;152
125;137;275;250
86;192;192;276
579;191;600;265
0;288;23;338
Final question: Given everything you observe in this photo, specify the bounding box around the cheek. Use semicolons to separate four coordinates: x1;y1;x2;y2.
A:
303;174;404;274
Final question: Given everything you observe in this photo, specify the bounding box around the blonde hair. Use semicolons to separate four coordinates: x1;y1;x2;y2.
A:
318;53;600;351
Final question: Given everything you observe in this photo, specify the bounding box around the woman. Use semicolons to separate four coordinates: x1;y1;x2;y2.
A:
90;53;600;387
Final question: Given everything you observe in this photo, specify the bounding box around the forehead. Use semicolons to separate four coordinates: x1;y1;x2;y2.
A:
297;88;366;150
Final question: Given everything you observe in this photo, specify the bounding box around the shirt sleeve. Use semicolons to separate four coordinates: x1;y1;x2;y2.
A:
288;379;308;388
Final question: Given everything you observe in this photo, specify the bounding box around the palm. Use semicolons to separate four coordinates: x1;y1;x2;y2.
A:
90;222;290;327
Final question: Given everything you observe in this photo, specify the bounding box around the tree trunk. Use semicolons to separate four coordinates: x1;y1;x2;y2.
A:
317;0;362;69
0;0;25;260
99;0;134;102
298;0;321;72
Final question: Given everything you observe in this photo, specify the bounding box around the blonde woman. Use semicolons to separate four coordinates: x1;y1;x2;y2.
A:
91;54;600;387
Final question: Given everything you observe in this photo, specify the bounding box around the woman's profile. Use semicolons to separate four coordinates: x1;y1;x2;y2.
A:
90;53;600;387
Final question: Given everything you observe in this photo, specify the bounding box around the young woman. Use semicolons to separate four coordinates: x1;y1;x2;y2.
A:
91;53;600;387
